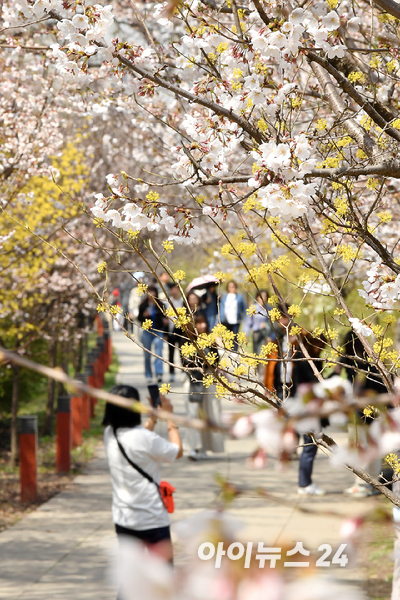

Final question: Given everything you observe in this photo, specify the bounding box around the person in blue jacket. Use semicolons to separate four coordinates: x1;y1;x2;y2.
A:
219;281;246;351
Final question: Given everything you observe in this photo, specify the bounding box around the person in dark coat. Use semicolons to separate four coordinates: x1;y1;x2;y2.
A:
138;287;167;382
294;334;327;496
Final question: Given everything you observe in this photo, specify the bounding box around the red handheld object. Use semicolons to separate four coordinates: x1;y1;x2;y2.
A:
159;481;175;513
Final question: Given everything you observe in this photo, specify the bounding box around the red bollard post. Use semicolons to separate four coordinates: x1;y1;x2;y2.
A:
56;396;71;474
81;392;90;431
75;373;90;431
84;365;96;418
71;396;83;448
95;314;104;336
19;416;38;503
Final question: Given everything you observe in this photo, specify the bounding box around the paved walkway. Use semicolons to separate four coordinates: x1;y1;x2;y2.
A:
0;331;381;598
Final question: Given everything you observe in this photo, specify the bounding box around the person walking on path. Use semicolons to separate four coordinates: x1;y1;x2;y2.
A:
243;291;273;356
204;283;219;331
103;384;182;568
219;281;246;351
182;315;225;460
186;291;207;320
294;334;327;496
138;286;167;383
342;330;386;497
263;307;296;402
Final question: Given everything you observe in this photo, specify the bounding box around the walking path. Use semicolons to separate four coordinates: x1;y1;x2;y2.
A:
0;331;382;598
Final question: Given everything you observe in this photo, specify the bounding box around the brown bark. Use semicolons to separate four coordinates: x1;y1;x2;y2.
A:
57;340;69;396
10;364;20;468
43;338;57;436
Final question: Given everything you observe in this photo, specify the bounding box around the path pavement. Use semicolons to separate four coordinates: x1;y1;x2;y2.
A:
0;330;382;598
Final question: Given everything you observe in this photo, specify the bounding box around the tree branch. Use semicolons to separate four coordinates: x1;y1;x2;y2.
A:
310;61;377;157
308;51;400;144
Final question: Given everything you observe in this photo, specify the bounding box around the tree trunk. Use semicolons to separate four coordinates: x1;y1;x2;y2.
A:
10;364;20;468
74;333;83;374
43;338;57;436
58;340;69;396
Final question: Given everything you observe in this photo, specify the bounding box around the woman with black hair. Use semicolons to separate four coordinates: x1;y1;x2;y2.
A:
103;384;182;562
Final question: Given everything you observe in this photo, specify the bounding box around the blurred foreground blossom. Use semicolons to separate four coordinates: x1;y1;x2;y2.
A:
112;533;366;600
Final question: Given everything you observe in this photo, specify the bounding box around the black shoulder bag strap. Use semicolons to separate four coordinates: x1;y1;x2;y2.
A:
113;427;162;498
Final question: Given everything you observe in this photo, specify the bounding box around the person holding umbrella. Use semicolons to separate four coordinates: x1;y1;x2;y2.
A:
186;275;219;331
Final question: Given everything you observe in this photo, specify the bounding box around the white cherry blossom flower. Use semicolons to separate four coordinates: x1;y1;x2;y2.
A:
268;31;287;49
348;317;373;337
57;19;77;39
326;44;346;59
289;7;306;25
322;10;340;31
347;17;361;33
72;14;89;30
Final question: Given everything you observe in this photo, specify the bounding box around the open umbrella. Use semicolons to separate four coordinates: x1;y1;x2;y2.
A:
186;274;219;293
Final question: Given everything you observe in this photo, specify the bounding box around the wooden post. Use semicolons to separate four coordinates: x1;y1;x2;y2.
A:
97;338;105;385
87;350;100;387
84;365;96;418
95;314;104;336
19;416;37;503
71;396;83;448
75;374;90;431
56;396;71;474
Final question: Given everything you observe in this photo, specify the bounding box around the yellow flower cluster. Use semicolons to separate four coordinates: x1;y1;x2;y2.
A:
236;242;257;257
334;196;348;218
383;314;396;325
203;374;215;388
175;307;191;329
335;244;359;263
216;42;228;53
146;191;160;202
348;71;366;84
214;271;227;282
257;118;269;133
289;326;302;336
173;270;186;282
127;229;140;240
363;405;375;419
162;240;174;253
385;453;400;475
237;332;247;347
288;304;301;318
142;319;153;331
377;211;392;223
97;261;107;273
260;342;278;357
268;307;282;323
137;283;148;296
242;195;262;213
159;383;170;395
245;255;291;283
181;342;197;357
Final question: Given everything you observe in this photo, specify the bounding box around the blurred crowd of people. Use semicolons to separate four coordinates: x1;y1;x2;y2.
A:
108;272;393;495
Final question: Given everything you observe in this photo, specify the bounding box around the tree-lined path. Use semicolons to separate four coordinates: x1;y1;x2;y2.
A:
0;331;379;599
